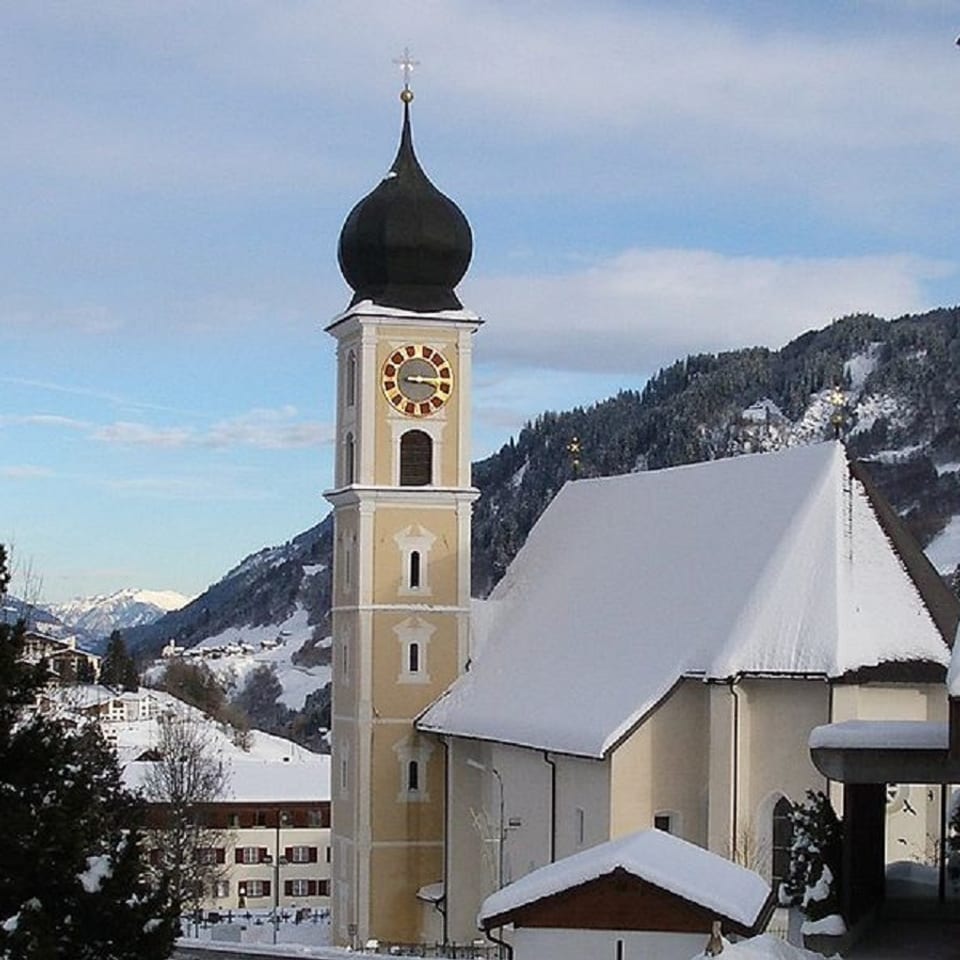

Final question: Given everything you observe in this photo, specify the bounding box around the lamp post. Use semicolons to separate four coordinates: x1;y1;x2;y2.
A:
268;810;290;944
465;759;504;890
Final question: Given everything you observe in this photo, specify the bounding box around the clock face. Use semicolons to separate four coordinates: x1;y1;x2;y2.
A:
381;344;454;417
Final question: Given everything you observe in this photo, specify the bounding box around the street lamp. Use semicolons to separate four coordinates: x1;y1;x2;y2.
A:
465;759;504;890
266;810;290;944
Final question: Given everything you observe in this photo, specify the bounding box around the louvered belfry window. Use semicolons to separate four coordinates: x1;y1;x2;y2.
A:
400;430;432;486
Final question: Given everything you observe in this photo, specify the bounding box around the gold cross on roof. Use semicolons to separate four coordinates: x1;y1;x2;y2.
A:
393;47;420;92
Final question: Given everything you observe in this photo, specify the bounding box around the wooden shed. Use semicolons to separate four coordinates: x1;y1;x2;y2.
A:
479;830;776;960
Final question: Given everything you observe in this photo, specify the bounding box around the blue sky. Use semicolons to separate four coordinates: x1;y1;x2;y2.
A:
4;1;960;603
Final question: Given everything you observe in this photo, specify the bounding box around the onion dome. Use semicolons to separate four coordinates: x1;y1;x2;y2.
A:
338;94;473;312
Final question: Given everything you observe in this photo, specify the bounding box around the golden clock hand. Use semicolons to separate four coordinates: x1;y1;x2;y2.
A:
404;375;443;386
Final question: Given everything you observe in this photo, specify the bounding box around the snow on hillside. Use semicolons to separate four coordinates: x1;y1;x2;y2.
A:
50;588;189;637
173;604;330;710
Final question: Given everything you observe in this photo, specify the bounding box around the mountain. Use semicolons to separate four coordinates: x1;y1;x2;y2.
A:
127;307;960;687
123;517;332;662
48;588;190;640
471;308;960;595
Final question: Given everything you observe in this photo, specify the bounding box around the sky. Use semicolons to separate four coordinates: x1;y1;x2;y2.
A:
4;1;960;604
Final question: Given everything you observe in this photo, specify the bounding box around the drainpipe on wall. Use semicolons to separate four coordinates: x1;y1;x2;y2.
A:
542;751;557;863
729;679;741;862
440;737;450;947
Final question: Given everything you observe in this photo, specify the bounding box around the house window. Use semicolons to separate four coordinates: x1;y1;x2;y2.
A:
289;845;316;864
244;879;270;898
228;813;241;828
399;430;432;486
654;813;673;834
772;797;794;888
345;351;357;407
289;878;311;898
238;846;262;865
407;760;420;793
408;642;420;674
214;880;230;899
575;808;585;846
255;810;268;827
195;846;224;865
308;809;323;827
325;846;331;863
318;879;330;896
615;940;624;960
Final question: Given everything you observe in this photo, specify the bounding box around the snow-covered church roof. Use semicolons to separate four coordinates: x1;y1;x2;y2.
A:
418;442;955;758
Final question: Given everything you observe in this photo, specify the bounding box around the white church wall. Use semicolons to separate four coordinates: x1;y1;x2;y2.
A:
551;752;610;864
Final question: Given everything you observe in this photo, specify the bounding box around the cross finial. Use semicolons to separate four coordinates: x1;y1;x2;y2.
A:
393;47;420;103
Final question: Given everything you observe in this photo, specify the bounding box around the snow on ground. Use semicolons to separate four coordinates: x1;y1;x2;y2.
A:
185;604;330;710
926;516;960;575
690;933;829;960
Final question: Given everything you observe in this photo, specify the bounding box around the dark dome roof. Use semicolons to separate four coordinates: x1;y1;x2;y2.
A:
338;100;473;312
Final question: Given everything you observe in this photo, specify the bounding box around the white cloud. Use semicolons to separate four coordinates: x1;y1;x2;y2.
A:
468;249;955;374
0;465;54;479
90;407;333;451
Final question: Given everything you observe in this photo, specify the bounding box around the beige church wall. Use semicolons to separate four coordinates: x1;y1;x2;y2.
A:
609;679;709;847
371;507;461;605
331;608;359;717
368;724;444;843
736;678;830;880
370;611;462;717
369;842;444;944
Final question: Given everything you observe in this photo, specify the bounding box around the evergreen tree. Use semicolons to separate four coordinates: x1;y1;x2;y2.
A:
783;790;844;926
0;546;176;959
100;630;139;692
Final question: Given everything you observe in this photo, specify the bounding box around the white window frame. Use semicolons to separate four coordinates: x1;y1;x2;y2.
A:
394;616;435;684
394;524;437;597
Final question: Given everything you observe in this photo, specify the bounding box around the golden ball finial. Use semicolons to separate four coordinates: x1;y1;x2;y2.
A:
400;88;414;104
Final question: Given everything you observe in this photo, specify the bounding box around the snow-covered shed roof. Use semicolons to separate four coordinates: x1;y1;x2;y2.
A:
478;829;772;932
420;442;954;758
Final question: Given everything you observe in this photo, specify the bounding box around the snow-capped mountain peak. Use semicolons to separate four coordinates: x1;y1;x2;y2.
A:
49;588;190;638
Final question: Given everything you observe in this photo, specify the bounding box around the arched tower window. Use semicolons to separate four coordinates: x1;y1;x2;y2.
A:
408;641;420;674
409;550;421;589
344;432;355;485
400;430;432;486
407;760;420;793
772;796;794;889
345;350;357;407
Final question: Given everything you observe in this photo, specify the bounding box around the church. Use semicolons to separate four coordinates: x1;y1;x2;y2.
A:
323;82;960;950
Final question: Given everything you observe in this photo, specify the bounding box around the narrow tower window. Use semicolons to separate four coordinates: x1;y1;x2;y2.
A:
408;641;420;674
399;430;432;486
345;350;357;407
407;760;420;793
409;550;421;589
344;432;355;485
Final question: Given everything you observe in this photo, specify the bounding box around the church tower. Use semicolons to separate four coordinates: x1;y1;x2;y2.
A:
325;79;480;946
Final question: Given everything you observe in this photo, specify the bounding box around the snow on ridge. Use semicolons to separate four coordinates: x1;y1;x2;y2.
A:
843;341;882;393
